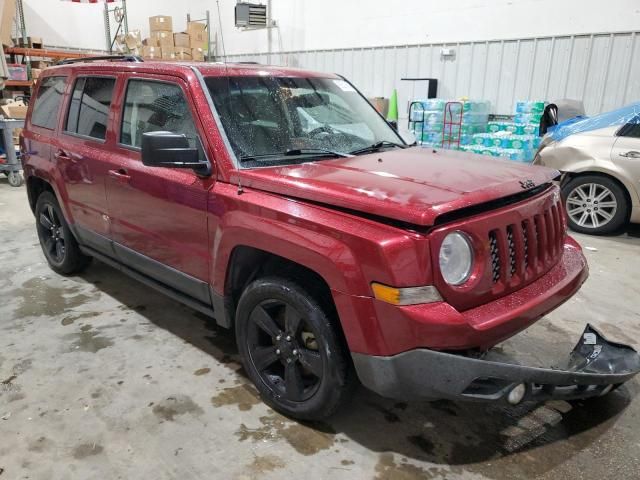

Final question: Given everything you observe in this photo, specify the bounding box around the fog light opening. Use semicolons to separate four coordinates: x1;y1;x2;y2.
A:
507;383;526;405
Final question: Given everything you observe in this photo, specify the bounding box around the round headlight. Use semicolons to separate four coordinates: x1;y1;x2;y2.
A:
439;231;473;286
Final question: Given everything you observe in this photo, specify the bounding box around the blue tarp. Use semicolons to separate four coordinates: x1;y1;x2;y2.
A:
547;102;640;143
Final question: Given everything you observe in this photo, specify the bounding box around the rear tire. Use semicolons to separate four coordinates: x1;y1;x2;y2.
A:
35;191;91;275
235;276;354;420
561;175;629;235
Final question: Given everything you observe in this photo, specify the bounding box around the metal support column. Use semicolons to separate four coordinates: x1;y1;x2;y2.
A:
206;10;211;60
104;2;111;53
122;0;128;35
15;0;31;78
267;0;272;64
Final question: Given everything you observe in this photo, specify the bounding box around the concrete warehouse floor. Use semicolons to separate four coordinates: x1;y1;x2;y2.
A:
1;180;640;480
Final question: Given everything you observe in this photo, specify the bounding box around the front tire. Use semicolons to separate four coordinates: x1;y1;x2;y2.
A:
562;175;629;235
235;277;354;420
35;191;91;275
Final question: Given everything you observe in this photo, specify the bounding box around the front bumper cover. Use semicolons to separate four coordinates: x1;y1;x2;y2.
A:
353;324;640;404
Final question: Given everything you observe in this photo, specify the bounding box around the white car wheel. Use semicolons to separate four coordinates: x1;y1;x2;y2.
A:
562;175;629;235
566;183;617;229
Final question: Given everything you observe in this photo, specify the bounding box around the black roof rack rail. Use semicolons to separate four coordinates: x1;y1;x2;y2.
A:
237;61;260;64
56;55;144;66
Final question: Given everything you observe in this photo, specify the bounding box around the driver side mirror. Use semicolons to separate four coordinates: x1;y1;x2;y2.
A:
141;131;210;175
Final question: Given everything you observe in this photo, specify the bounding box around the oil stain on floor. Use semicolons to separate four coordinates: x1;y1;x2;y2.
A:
152;395;204;422
242;454;285;476
211;384;260;411
61;311;101;326
374;452;451;480
235;412;336;456
11;277;98;320
72;443;104;459
63;325;114;353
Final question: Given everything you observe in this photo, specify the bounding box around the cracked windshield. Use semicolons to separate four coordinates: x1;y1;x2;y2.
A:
205;75;405;166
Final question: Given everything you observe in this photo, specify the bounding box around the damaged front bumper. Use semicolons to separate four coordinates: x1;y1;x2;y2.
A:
352;325;640;404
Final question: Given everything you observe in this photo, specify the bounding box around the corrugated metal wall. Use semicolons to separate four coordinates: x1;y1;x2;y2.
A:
222;31;640;117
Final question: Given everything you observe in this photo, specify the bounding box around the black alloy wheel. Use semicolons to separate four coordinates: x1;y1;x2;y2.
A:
35;191;91;275
246;298;323;402
236;277;354;420
37;200;67;265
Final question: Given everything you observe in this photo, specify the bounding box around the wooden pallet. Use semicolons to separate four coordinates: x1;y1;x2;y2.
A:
12;37;43;49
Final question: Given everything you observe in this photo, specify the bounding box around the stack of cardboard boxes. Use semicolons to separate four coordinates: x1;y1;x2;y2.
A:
142;15;207;61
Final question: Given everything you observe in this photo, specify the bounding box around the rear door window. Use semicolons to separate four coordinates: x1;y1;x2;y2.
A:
65;76;116;140
31;76;67;129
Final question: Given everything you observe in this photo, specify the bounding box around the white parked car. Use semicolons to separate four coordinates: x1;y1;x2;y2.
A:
534;105;640;235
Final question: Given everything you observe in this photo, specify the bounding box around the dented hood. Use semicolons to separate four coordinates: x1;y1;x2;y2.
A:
235;147;559;226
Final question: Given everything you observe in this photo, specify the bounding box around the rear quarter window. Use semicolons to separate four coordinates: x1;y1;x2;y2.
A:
31;76;67;130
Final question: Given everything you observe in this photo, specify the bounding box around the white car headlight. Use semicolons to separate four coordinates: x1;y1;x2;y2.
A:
439;231;474;286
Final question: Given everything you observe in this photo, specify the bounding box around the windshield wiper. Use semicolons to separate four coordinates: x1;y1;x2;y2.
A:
239;148;351;162
349;141;408;155
283;148;352;158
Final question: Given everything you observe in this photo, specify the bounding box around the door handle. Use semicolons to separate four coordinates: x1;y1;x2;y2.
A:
619;151;640;158
54;149;72;161
108;168;131;183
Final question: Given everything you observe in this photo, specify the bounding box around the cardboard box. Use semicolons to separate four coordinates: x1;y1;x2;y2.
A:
124;30;142;50
174;33;190;48
186;21;206;36
142;37;159;47
114;34;126;53
30;60;50;69
151;30;174;48
1;0;16;46
141;46;162;60
161;46;176;60
174;47;192;60
191;47;205;62
149;15;172;32
189;31;207;50
187;23;207;50
12;127;22;145
1;102;27;119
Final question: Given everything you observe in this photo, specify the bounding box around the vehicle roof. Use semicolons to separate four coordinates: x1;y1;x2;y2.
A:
42;60;337;79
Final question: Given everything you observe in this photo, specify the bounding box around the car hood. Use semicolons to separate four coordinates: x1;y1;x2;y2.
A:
234;147;559;227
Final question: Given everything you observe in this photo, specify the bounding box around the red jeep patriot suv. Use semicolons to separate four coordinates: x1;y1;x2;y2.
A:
21;57;639;420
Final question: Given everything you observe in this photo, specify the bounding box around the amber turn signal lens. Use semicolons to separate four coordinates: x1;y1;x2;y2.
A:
371;283;442;306
371;283;401;304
